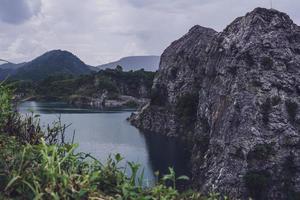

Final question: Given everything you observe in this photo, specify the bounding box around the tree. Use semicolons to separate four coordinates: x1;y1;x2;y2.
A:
116;65;123;72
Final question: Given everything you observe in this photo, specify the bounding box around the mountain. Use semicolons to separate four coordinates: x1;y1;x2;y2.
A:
0;62;26;70
12;50;92;81
0;62;26;80
0;53;158;81
130;8;300;199
87;65;100;72
98;56;160;71
0;68;14;80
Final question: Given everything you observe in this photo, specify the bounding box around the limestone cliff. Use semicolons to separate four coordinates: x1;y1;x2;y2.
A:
130;8;300;199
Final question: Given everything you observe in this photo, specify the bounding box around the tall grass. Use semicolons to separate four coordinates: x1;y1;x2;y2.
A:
0;135;211;200
0;84;223;200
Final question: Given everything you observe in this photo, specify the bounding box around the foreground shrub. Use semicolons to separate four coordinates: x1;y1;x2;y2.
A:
0;82;69;145
0;83;224;200
0;135;212;200
0;84;12;128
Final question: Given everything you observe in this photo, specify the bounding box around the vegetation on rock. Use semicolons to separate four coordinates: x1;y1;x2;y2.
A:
176;93;199;128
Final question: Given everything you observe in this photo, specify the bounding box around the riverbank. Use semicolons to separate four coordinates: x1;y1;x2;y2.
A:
17;94;149;110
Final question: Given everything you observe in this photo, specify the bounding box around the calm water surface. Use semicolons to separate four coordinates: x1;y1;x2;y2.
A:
18;101;190;186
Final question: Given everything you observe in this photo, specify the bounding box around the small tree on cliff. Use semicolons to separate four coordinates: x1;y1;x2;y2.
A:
116;65;123;72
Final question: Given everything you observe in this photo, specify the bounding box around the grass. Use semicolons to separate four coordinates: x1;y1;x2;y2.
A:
0;135;218;200
0;84;225;199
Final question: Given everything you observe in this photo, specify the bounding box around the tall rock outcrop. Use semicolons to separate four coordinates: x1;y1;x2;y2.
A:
130;8;300;199
130;25;217;136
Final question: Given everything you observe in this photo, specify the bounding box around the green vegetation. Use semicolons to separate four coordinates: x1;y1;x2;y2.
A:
176;93;199;128
247;143;274;160
10;50;91;81
0;137;194;199
261;57;273;70
8;68;155;106
285;99;298;122
150;84;167;106
0;84;12;128
281;153;300;199
244;170;271;200
243;52;255;67
0;85;223;199
124;100;139;108
271;95;281;106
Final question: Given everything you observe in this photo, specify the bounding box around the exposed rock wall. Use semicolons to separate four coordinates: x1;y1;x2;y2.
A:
130;25;217;136
130;8;300;199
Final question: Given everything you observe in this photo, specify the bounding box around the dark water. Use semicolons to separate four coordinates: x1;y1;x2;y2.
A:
18;101;191;186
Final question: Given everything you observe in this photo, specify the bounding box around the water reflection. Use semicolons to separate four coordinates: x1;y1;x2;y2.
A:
143;132;191;177
143;132;191;188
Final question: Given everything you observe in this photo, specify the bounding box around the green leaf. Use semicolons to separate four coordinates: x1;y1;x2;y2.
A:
177;175;189;181
115;153;123;163
162;174;172;181
5;176;21;191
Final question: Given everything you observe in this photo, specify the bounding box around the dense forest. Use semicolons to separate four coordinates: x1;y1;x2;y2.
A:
6;67;156;109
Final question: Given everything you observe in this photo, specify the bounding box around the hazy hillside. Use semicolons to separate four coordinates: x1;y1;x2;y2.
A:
98;56;160;71
0;68;15;80
0;63;26;80
0;62;26;70
0;54;159;81
12;50;92;81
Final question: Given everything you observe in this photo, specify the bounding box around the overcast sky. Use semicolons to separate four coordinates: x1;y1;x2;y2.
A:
0;0;300;65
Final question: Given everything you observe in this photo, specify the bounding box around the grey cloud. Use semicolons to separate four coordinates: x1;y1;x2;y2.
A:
0;0;41;24
126;0;214;8
1;0;300;65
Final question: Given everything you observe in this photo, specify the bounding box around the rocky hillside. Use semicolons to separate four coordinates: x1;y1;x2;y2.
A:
130;8;300;199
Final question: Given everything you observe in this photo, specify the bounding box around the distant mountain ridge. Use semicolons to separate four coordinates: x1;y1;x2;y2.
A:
98;56;160;71
0;62;25;80
0;52;160;81
1;50;92;81
0;62;26;70
0;68;14;80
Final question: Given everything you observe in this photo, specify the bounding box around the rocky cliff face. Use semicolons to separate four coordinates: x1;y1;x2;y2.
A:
130;8;300;199
130;25;217;135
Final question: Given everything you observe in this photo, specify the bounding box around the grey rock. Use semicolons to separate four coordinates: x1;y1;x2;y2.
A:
130;8;300;199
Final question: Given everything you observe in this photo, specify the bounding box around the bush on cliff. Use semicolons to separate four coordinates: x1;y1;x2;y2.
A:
244;170;271;199
176;93;199;128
